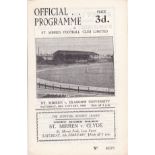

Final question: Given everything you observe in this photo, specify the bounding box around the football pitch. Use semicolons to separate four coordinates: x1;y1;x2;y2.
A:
37;62;114;89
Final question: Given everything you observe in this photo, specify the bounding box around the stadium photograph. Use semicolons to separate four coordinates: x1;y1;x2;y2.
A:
36;37;115;98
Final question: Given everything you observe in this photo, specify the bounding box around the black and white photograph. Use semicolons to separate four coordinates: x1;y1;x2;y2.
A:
36;37;115;98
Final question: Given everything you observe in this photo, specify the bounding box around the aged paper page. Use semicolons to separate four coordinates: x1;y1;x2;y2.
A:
28;0;128;155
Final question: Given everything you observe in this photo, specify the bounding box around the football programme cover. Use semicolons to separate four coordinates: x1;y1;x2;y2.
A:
28;0;128;155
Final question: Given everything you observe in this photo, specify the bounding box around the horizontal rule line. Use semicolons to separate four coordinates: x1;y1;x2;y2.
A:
35;107;115;111
37;138;116;142
36;110;115;114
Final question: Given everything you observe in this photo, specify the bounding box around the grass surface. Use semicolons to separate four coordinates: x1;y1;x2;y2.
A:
37;62;114;89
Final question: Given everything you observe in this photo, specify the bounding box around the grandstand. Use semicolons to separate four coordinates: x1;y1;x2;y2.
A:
52;50;99;64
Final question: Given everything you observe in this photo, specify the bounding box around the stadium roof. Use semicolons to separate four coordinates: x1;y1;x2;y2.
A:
53;50;99;56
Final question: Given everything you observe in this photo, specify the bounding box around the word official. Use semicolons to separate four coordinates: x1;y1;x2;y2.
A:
34;7;81;26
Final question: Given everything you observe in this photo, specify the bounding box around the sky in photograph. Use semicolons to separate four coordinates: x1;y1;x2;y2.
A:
36;37;114;55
